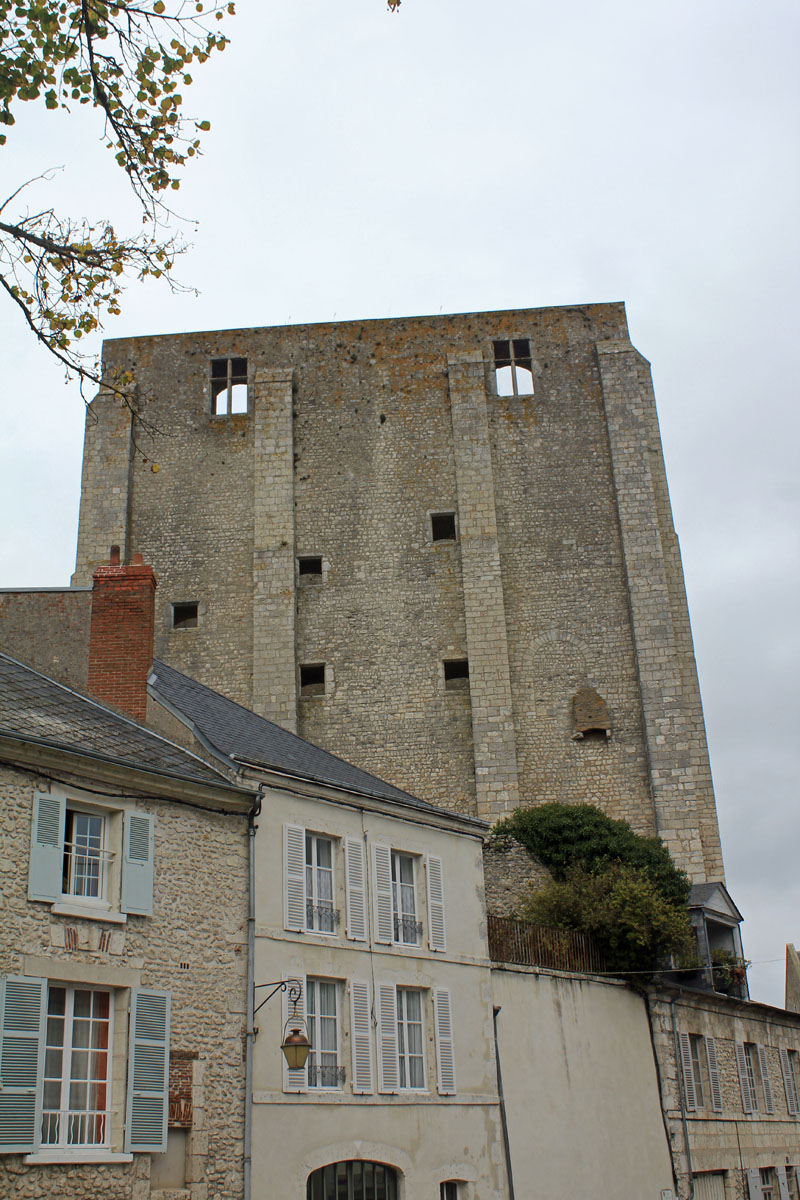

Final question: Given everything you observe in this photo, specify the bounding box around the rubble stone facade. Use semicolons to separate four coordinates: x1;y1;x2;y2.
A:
71;304;722;881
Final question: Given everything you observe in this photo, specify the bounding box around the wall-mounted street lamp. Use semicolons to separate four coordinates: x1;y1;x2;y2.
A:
254;978;312;1070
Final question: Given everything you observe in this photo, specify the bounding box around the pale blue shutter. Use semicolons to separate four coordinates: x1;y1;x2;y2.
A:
426;855;446;952
433;987;456;1095
747;1168;764;1199
705;1037;723;1113
350;981;373;1094
372;845;393;945
344;838;367;942
678;1032;697;1111
0;975;47;1153
28;792;65;902
125;988;170;1152
777;1166;791;1200
121;812;154;916
376;984;399;1093
779;1048;800;1116
756;1044;774;1113
284;824;306;932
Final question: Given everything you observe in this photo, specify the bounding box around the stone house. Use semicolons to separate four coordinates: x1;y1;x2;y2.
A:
0;649;253;1200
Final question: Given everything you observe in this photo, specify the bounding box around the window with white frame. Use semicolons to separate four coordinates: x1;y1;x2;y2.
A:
390;851;419;946
42;986;111;1148
744;1043;760;1112
737;1041;774;1114
305;979;342;1089
759;1168;777;1200
28;791;154;919
786;1166;800;1200
305;834;337;934
396;989;425;1090
781;1048;800;1116
62;810;109;902
689;1034;706;1107
0;976;170;1157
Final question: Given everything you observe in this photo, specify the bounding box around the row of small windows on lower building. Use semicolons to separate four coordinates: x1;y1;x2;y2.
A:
693;1167;800;1200
208;341;535;417
679;1031;800;1117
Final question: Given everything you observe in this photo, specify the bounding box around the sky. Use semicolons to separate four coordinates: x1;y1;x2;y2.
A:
1;0;798;1006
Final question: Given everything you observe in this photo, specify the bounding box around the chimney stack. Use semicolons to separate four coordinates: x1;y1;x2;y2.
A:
87;547;157;722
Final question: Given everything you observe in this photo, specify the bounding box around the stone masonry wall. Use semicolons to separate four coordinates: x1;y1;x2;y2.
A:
482;838;551;916
0;761;249;1200
0;589;92;690
71;304;725;875
648;989;800;1200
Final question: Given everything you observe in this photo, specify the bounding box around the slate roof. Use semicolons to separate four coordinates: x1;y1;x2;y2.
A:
0;652;236;790
149;658;462;817
690;882;743;922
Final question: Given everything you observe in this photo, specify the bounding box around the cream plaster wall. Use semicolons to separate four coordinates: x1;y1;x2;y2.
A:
492;966;675;1200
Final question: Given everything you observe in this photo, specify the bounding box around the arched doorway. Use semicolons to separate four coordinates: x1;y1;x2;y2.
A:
306;1160;399;1200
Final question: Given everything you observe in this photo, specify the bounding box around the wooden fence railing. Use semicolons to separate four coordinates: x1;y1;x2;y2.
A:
487;914;606;974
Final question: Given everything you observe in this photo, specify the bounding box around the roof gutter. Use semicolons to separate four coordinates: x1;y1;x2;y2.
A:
0;732;254;812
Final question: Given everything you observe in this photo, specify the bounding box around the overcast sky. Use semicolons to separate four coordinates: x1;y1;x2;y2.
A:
1;0;797;1006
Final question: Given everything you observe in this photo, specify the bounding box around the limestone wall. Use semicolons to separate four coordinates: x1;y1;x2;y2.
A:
0;588;91;689
648;989;800;1199
0;761;249;1200
72;304;724;877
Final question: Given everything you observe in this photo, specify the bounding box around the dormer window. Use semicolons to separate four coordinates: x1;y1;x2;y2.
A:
493;338;534;396
211;357;248;416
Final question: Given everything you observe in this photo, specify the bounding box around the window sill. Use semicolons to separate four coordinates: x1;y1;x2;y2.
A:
24;1151;133;1164
51;902;127;925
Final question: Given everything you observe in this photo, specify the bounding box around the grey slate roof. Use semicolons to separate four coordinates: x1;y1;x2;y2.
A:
149;658;453;815
0;652;235;790
690;882;743;922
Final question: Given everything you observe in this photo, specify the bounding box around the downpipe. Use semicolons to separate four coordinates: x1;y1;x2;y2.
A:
244;790;262;1200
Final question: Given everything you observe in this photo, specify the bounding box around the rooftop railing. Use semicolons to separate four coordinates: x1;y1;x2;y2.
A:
487;914;606;975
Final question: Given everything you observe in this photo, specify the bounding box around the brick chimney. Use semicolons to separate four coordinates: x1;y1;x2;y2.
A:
87;546;157;722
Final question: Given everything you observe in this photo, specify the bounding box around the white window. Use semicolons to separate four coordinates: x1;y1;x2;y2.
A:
786;1166;800;1200
28;792;154;919
396;989;425;1090
42;986;111;1148
492;338;534;396
744;1043;760;1112
688;1034;705;1107
305;834;337;934
62;810;110;903
391;852;418;946
306;979;341;1089
0;975;170;1157
736;1041;773;1114
760;1168;777;1200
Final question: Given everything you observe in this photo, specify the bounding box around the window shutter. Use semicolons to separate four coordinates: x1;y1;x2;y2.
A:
779;1048;800;1116
0;975;47;1153
777;1166;791;1200
125;988;170;1153
349;980;373;1094
705;1036;723;1112
284;824;306;932
28;792;65;902
372;844;393;945
345;838;367;942
735;1042;754;1113
282;977;307;1093
433;987;456;1095
678;1032;697;1111
757;1044;774;1113
746;1168;764;1199
426;855;447;953
376;984;399;1093
121;811;154;916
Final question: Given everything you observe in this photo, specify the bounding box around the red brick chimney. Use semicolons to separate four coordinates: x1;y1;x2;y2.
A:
87;546;157;722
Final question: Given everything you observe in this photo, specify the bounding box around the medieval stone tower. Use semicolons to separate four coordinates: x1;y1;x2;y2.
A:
73;303;723;883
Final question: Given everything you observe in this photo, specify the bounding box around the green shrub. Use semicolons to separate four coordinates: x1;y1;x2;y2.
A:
520;863;694;977
492;802;690;908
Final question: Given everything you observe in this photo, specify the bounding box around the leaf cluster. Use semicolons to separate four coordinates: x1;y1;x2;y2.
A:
520;862;695;978
493;802;691;909
1;1;233;203
0;1;234;395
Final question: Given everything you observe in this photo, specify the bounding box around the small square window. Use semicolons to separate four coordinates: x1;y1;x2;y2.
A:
211;357;248;416
493;337;534;397
430;513;457;542
443;659;469;691
172;602;199;629
298;556;323;579
300;663;326;696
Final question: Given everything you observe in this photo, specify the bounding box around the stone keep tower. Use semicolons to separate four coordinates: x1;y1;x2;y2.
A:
73;303;723;883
